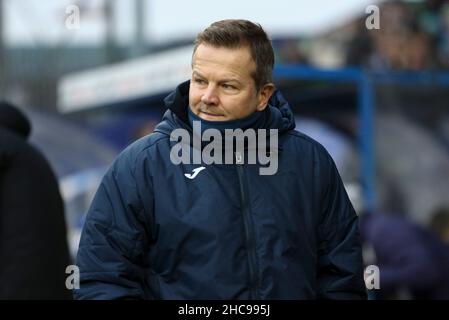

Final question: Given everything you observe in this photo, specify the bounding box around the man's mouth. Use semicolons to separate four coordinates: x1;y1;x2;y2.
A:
199;110;224;118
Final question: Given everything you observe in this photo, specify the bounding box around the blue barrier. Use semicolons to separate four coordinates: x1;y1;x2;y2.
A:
274;65;449;213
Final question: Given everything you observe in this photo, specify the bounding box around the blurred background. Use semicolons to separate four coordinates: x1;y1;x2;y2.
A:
2;0;449;299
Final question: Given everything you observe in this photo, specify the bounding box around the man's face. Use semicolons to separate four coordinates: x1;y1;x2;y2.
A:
189;44;274;121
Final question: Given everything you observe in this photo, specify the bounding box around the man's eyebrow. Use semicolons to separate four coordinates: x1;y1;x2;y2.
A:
192;71;241;84
219;78;241;84
192;71;205;78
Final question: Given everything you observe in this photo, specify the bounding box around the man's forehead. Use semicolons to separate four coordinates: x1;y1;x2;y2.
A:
192;44;256;78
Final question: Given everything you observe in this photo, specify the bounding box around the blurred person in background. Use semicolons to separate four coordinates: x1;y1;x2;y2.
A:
359;210;449;299
75;19;366;300
429;206;449;243
346;0;446;71
0;101;72;299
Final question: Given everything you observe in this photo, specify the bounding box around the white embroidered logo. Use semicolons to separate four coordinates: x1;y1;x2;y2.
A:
184;166;206;179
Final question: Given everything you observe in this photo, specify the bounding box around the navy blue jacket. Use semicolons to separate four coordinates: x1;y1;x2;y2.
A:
75;81;366;299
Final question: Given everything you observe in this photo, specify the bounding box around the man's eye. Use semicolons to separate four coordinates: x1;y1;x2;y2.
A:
222;84;236;90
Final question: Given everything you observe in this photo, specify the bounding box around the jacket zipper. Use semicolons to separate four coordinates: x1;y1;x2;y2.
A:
235;151;260;299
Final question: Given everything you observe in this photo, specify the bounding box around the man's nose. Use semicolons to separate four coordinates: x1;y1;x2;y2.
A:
201;84;219;105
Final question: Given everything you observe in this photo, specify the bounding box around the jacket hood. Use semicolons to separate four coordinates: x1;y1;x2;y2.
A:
155;80;296;135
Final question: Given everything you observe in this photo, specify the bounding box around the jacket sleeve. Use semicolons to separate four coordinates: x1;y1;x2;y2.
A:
74;147;153;300
316;150;367;300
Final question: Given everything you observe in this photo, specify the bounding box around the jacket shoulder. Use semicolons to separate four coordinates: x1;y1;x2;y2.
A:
116;131;169;168
283;129;339;190
285;129;333;160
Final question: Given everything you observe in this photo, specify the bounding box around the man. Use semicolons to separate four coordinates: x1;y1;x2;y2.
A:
0;101;72;299
75;20;366;299
360;211;449;299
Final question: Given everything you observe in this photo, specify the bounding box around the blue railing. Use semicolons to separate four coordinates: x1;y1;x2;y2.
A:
274;65;449;213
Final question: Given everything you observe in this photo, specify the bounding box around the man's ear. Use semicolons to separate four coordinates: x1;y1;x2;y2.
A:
256;83;276;111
